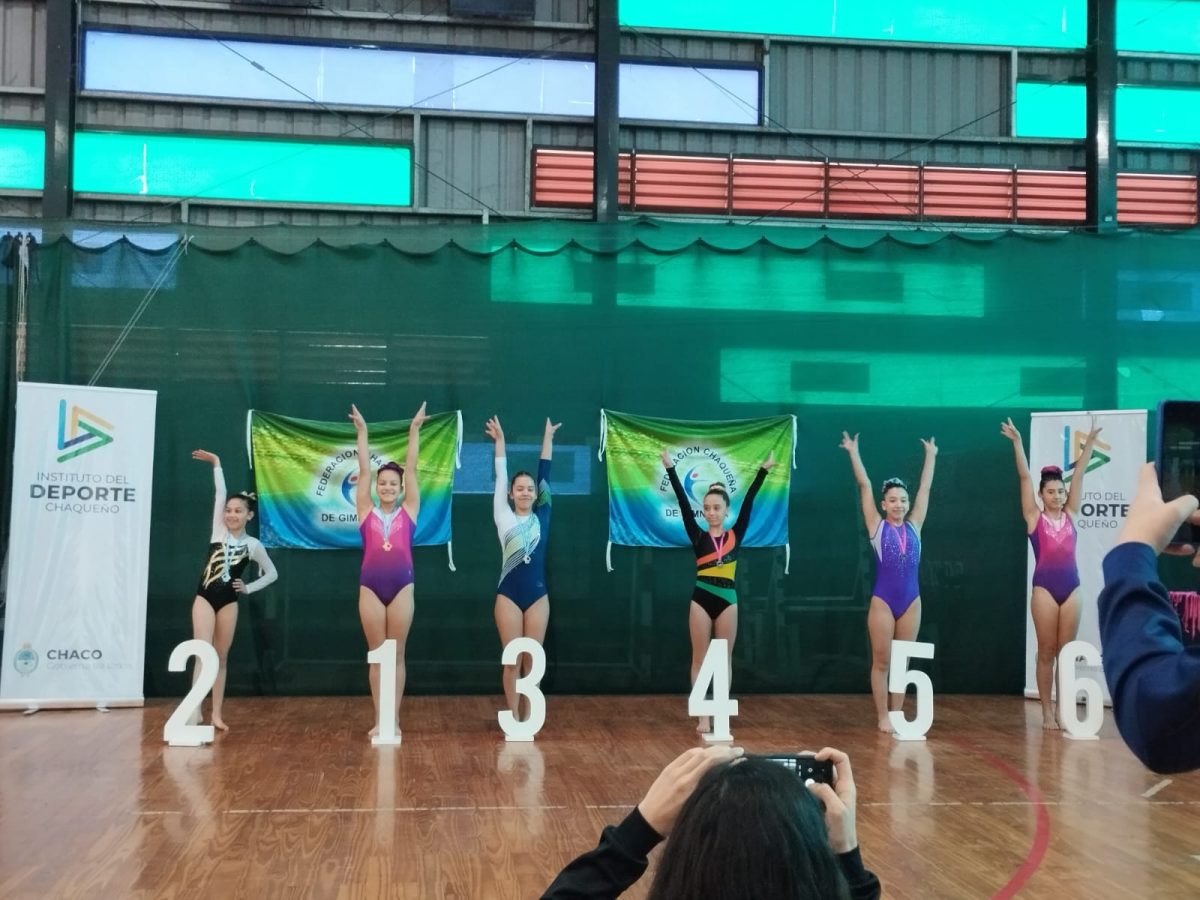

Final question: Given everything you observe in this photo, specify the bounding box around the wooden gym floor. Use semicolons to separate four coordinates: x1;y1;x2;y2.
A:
2;695;1199;899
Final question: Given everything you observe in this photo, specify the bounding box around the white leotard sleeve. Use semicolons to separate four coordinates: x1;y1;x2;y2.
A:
494;455;516;538
241;538;278;594
210;466;228;541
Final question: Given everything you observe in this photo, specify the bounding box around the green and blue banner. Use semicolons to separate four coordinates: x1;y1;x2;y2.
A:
248;409;461;553
600;409;795;568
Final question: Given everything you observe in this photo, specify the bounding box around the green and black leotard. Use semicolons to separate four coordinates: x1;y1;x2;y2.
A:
666;465;768;621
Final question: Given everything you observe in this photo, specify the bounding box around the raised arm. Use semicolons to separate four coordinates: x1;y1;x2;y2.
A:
541;417;561;460
839;432;881;535
1001;417;1040;530
349;404;374;520
908;437;938;530
731;452;775;538
1065;420;1103;516
486;416;511;525
662;449;702;543
402;401;428;523
192;450;227;539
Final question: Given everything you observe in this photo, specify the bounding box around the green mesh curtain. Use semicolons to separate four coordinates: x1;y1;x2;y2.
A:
9;220;1200;698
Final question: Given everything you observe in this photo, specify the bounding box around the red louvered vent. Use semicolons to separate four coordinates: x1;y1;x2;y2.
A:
827;163;921;218
531;148;1198;227
1016;169;1087;222
923;167;1015;220
631;153;729;213
731;158;825;215
1117;173;1197;225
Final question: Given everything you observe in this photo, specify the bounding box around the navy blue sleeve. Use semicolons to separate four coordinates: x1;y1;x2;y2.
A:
1098;542;1200;773
541;808;662;899
666;466;702;543
535;457;552;528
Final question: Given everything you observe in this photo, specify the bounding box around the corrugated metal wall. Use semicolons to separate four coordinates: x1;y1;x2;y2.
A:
0;1;1195;227
770;43;1009;138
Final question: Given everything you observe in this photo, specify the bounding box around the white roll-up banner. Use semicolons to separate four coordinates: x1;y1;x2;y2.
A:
1;382;157;708
1024;409;1146;705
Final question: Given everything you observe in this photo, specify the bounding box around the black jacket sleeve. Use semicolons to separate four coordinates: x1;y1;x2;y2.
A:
837;847;882;900
541;808;663;899
1098;541;1200;773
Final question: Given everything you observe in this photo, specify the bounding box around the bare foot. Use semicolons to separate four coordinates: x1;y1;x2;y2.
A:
877;717;894;733
696;716;712;734
368;724;379;737
1043;716;1060;731
212;715;229;732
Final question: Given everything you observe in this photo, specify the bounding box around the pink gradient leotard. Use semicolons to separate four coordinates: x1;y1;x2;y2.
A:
359;506;414;604
1029;511;1079;606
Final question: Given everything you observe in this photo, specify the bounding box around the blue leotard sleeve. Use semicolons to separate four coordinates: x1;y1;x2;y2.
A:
535;457;552;530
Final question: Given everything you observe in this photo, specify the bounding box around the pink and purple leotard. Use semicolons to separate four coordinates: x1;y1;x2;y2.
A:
1029;511;1079;605
359;506;414;604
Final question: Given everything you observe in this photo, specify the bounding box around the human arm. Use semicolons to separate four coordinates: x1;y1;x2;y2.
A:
235;541;278;595
731;452;774;538
349;405;373;520
1098;463;1200;774
908;437;938;530
1065;420;1103;516
1000;417;1040;530
662;449;702;543
486;416;511;526
839;432;881;535
192;450;227;539
541;418;561;461
402;401;428;523
541;745;743;900
806;747;882;900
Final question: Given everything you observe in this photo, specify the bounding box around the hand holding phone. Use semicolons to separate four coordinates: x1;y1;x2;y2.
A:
757;753;835;785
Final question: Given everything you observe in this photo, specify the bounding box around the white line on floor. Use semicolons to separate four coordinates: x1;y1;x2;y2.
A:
1142;779;1172;798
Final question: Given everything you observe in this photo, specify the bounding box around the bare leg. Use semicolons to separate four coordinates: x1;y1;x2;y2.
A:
385;585;415;730
209;602;240;731
518;596;550;721
1031;588;1061;730
688;602;715;733
891;597;923;713
867;597;897;732
1054;590;1082;727
358;587;387;735
712;603;739;689
495;595;524;718
190;596;215;726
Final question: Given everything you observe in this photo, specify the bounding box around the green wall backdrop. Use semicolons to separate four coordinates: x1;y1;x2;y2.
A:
5;220;1200;700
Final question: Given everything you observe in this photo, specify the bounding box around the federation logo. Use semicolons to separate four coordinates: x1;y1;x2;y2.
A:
341;470;359;506
13;643;38;676
1062;425;1112;483
682;464;721;503
56;399;114;463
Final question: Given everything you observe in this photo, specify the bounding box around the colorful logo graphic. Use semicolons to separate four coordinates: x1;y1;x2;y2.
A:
1062;425;1112;483
341;470;359;506
13;643;37;676
56;400;114;463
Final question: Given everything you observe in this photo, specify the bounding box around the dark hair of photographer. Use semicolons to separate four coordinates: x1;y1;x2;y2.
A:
647;758;851;900
541;745;880;900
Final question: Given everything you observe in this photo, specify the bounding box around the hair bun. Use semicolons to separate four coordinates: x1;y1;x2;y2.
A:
1040;465;1063;478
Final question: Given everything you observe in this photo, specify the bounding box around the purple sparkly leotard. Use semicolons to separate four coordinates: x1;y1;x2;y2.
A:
1029;511;1079;606
359;506;414;605
870;520;921;619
